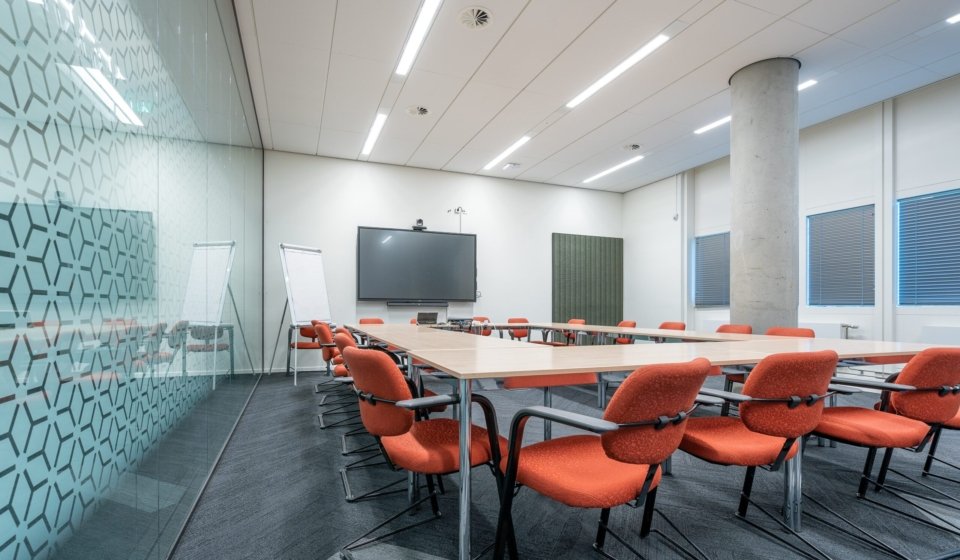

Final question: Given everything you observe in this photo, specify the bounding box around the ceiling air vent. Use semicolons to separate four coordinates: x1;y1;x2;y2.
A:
460;7;490;29
623;143;642;151
407;105;430;116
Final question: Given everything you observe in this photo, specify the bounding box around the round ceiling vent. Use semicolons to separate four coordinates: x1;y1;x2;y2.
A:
460;7;490;29
623;143;642;151
407;105;430;116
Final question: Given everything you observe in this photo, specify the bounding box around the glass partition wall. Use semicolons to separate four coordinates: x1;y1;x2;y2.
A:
0;0;263;558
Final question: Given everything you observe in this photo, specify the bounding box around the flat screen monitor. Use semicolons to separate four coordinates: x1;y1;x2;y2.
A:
357;227;476;302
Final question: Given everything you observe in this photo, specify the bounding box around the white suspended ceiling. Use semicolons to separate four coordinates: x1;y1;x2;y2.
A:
235;0;960;192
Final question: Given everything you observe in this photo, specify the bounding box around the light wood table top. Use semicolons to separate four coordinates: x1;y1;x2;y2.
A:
474;321;775;342
408;337;952;380
346;324;532;351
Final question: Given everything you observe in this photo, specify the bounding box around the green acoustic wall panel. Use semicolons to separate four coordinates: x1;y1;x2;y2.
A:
552;233;624;327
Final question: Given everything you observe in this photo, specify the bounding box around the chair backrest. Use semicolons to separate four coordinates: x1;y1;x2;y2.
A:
299;326;317;339
359;317;384;325
765;326;815;338
740;350;838;438
473;316;492;336
717;323;752;334
507;317;529;339
658;321;686;331
615;320;637;344
890;348;960;424
342;346;414;437
333;331;357;354
601;358;711;465
410;318;418;324
314;322;336;361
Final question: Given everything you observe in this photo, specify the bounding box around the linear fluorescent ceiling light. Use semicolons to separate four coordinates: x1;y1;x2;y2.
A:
361;113;388;155
483;136;531;171
947;12;960;24
797;79;818;91
70;65;143;126
694;115;731;135
583;155;644;184
395;0;443;75
566;34;670;109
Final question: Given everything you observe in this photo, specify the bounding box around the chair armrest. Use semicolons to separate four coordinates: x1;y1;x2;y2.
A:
320;342;337;348
699;387;752;403
514;406;619;434
829;377;915;392
695;394;725;406
395;394;460;410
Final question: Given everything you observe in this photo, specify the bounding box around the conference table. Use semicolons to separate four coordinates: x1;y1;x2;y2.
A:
349;323;946;560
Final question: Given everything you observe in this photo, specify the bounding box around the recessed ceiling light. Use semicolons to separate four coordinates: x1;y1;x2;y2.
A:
502;162;520;170
70;65;143;126
797;79;818;91
395;0;443;76
947;12;960;24
361;113;388;155
566;33;670;109
583;155;644;184
483;136;530;171
694;115;731;135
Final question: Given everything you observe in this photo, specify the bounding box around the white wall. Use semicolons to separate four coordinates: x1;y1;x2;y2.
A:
622;175;686;328
665;74;960;343
263;152;622;370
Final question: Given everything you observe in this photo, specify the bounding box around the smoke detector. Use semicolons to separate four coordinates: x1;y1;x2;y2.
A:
460;7;490;29
623;143;643;151
407;105;430;117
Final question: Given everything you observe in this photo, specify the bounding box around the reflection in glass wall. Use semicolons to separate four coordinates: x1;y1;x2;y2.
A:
0;0;263;558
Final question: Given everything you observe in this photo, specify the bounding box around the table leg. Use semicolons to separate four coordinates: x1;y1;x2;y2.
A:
783;451;802;531
458;378;472;560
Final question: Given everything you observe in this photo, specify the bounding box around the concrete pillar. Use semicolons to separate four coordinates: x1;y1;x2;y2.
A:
729;58;800;334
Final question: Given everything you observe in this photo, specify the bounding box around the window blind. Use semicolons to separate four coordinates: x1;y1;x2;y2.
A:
807;205;875;306
694;232;729;307
899;188;960;305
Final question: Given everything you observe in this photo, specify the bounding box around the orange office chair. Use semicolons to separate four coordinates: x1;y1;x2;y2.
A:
494;358;713;560
707;324;752;376
650;321;686;343
614;319;637;345
562;318;586;345
680;350;839;558
812;348;960;547
339;346;505;556
358;317;384;324
409;318;417;324
722;326;814;415
312;321;342;392
473;315;492;336
506;317;530;341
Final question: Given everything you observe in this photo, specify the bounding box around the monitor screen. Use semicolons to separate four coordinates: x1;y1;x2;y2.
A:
357;227;477;302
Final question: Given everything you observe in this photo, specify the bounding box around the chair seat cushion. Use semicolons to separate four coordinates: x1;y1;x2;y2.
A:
680;417;798;467
290;341;320;350
814;407;930;448
725;373;746;383
333;355;344;365
381;419;506;475
502;435;661;509
503;372;598;389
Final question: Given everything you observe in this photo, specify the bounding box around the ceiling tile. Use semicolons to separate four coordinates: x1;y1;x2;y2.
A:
786;0;895;35
271;121;321;154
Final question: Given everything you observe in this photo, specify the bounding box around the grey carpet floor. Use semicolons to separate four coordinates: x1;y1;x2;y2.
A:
172;370;960;560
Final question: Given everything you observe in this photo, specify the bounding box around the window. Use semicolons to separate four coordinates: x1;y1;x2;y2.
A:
898;188;960;305
807;205;875;306
694;232;729;307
